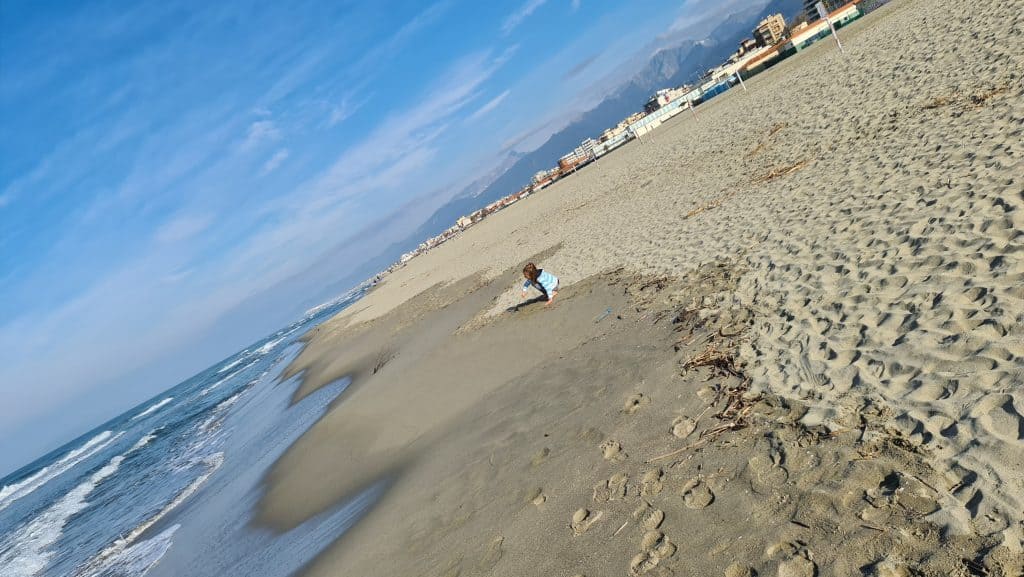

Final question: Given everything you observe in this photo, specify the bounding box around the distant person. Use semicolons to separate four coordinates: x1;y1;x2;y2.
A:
521;262;559;306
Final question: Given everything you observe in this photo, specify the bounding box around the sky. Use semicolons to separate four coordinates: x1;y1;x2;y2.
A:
0;0;769;477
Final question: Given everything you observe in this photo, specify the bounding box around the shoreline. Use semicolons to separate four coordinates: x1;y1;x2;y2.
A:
258;0;1023;574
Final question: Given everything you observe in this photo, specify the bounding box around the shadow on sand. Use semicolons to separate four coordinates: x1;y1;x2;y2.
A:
506;296;549;313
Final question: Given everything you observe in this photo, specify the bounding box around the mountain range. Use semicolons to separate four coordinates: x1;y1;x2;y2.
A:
347;0;804;292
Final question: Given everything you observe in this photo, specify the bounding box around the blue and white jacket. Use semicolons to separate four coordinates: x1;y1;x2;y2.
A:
523;270;559;295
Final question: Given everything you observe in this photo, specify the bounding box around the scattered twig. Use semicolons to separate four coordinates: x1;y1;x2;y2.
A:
647;422;742;464
753;159;810;183
682;344;741;376
647;437;710;463
860;524;885;532
612;520;629;537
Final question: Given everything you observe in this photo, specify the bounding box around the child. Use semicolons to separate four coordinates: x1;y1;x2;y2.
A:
521;262;559;306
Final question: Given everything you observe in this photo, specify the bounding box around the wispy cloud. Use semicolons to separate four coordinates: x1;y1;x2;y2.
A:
313;2;452;128
154;213;214;244
240;119;280;151
562;51;603;80
468;89;511;121
501;0;548;35
304;47;517;205
571;0;582;10
328;94;366;127
261;148;290;175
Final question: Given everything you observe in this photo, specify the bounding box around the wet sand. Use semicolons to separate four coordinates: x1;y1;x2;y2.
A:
258;0;1023;575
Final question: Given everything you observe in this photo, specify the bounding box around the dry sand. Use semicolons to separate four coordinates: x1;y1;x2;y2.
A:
258;0;1024;575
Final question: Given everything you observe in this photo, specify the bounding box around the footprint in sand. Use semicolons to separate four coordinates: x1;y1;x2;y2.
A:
600;440;627;462
974;394;1024;442
530;447;551;467
609;472;630;499
624;392;651;414
777;556;816;577
640;469;664;497
681;477;714;509
642;508;665;530
671;416;696;439
571;508;603;536
748;454;789;487
632;501;665;530
524;487;546;506
594;473;630;502
697;385;718;403
724;563;755;577
476;536;504;572
874;562;915;577
630;531;677;576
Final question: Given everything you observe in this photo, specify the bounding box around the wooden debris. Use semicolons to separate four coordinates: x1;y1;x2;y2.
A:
753;159;810;183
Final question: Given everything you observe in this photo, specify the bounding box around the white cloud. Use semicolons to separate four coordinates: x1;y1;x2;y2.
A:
304;47;516;205
261;148;290;175
154;214;213;244
240;119;280;151
501;0;548;35
571;0;581;10
328;94;368;127
468;89;511;121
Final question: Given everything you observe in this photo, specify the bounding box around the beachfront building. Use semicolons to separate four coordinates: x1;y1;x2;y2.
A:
644;87;689;113
803;0;843;21
754;13;786;46
600;125;626;143
742;2;862;75
790;2;861;49
532;169;558;190
560;138;599;169
456;216;472;229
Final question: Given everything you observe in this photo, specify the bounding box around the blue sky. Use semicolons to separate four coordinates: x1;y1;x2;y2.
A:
0;0;767;476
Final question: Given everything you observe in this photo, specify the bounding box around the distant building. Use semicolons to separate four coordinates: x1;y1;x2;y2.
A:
600;125;625;143
754;13;786;46
803;0;841;22
644;90;670;113
789;2;861;49
579;138;597;158
457;216;472;228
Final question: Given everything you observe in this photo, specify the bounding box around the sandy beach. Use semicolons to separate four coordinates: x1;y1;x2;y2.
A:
259;0;1023;575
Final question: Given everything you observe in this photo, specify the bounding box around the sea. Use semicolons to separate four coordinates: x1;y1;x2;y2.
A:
0;288;383;577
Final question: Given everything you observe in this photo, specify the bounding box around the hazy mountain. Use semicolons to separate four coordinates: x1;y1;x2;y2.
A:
369;0;803;278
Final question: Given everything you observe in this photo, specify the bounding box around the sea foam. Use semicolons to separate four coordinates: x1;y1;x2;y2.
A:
129;397;174;422
75;453;223;577
0;454;125;575
0;430;124;513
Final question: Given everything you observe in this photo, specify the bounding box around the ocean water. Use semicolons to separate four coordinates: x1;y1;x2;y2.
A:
0;288;380;577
